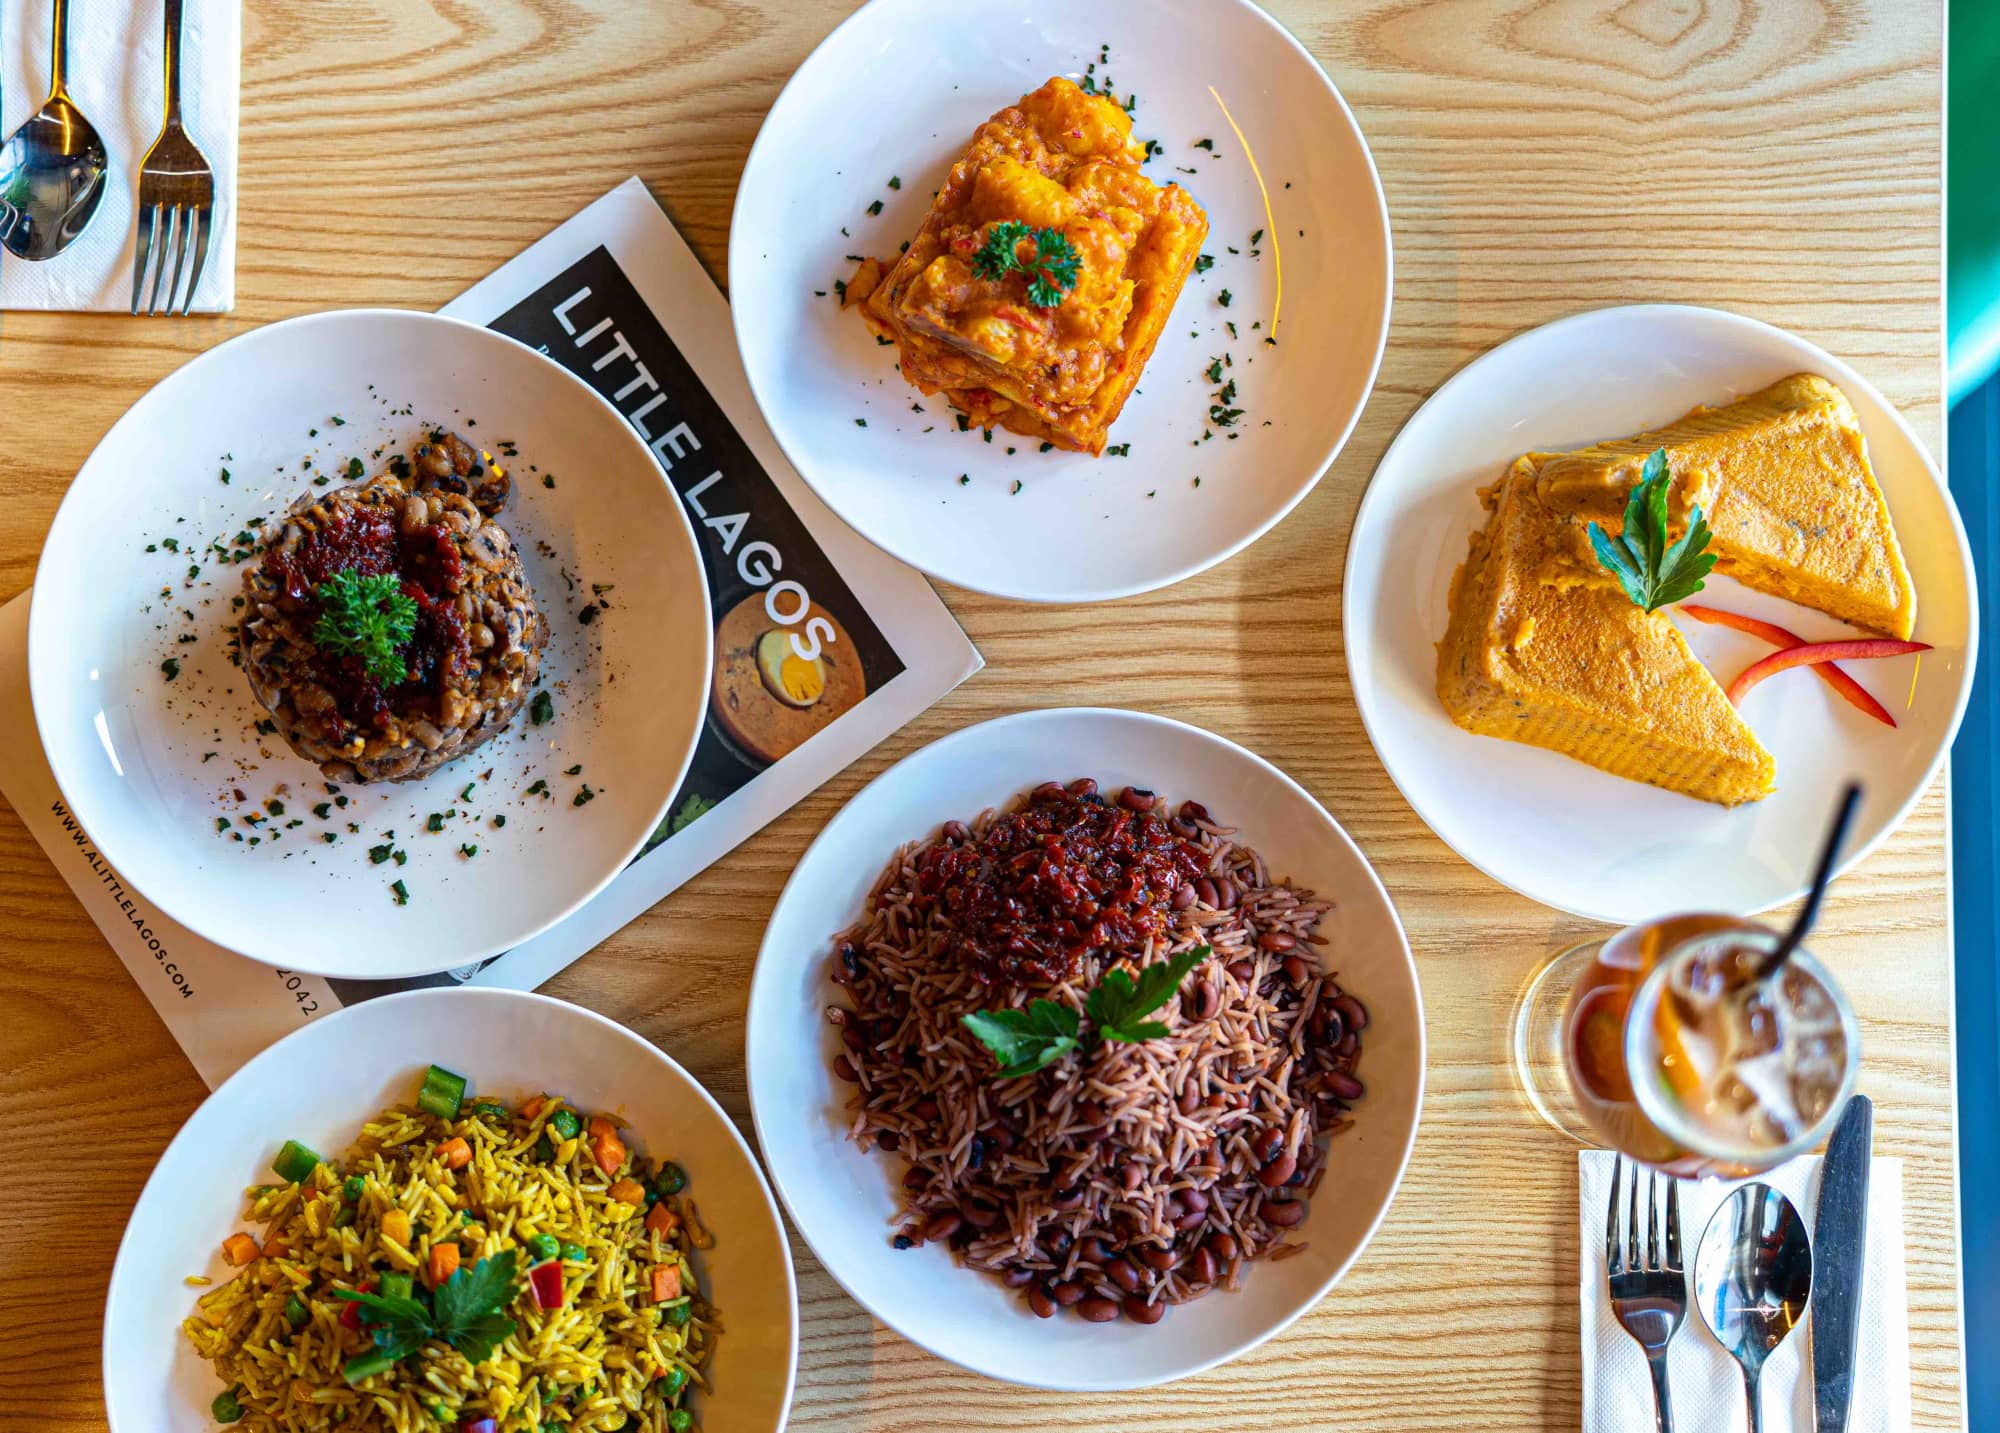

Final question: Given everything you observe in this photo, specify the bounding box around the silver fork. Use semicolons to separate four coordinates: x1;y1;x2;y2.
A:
1606;1155;1687;1433
131;0;214;315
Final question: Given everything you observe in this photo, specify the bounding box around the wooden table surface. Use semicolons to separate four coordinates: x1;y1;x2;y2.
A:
0;1;1958;1427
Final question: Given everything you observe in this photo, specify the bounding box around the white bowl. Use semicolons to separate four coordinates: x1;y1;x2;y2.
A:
1343;303;1977;925
29;309;712;978
103;987;798;1433
744;708;1424;1388
730;0;1392;602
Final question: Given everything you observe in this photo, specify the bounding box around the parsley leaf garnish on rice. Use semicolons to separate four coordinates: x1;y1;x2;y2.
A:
335;1249;518;1374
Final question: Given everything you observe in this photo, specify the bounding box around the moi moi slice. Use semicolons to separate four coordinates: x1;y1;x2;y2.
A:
1436;462;1776;807
1528;374;1916;639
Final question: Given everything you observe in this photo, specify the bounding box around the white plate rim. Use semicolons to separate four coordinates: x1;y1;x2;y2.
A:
98;985;801;1433
1340;301;1980;924
27;307;715;975
727;0;1395;604
743;705;1427;1389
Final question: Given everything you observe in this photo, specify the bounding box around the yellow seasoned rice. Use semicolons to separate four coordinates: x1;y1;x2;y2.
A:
182;1087;715;1432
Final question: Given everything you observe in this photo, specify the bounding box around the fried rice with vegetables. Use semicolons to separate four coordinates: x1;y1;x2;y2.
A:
183;1065;714;1433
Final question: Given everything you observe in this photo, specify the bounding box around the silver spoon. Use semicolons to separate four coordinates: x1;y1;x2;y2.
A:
1695;1183;1814;1433
0;0;110;259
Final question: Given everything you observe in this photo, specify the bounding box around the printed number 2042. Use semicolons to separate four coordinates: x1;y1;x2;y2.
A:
272;969;320;1017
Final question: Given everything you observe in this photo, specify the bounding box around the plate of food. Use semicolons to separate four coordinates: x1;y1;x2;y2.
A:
745;707;1424;1389
1344;303;1977;925
102;987;797;1433
729;0;1392;602
28;309;712;977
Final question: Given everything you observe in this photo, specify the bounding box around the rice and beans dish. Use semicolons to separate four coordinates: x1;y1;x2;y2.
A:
826;779;1372;1324
183;1065;714;1431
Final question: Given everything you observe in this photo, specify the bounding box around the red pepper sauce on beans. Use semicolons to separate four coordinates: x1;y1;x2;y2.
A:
912;781;1203;986
262;506;470;732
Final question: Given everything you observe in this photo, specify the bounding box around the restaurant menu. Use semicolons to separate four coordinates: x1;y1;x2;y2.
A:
0;178;981;1087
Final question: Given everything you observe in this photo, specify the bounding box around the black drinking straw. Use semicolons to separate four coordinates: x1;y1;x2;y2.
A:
1757;782;1863;980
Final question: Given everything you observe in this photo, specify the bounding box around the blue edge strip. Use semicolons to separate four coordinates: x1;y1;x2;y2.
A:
1949;379;1997;1432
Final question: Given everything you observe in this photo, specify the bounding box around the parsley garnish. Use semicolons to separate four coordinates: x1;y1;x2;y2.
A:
1587;448;1716;612
335;1250;517;1382
312;570;415;685
529;690;554;725
960;946;1210;1079
971;222;1081;308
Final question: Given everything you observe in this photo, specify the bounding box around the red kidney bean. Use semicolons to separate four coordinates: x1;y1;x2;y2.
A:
831;1054;860;1082
1170;816;1199;839
961;1200;1000;1229
1052;1279;1089;1306
1067;777;1098;798
1124;1295;1166;1324
1179;1187;1210;1215
842;1025;867;1053
875;1129;898;1151
1137;1245;1175;1272
1188;1246;1218;1284
1213;876;1239;908
1108;1259;1144;1293
1282;955;1310;985
1174;1210;1208;1233
940;819;969;844
1193;981;1221;1021
1332;994;1369;1032
1027;1285;1055;1318
1205;1092;1228;1109
1078;1236;1114;1264
1258;931;1297;952
1076;1297;1122;1323
1226;959;1254;983
1031;781;1066;804
1208;1232;1240;1261
985;1125;1017;1153
1170;881;1198;911
1194;876;1219;908
921;1211;963;1243
1003;1266;1036;1288
913;1097;940;1122
1177;1083;1202;1116
1318;1006;1346;1046
1118;787;1158;813
1257;1152;1298;1188
1262;1198;1307;1227
1252;1126;1284;1163
1179;800;1212;823
902;1166;931;1191
1335;1032;1359;1058
1052;1185;1085;1212
1324;1070;1366;1101
1121;1162;1145;1194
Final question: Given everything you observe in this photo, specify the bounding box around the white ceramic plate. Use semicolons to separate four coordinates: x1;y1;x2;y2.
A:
745;708;1424;1389
730;0;1391;602
102;987;798;1433
1344;304;1978;926
29;309;712;978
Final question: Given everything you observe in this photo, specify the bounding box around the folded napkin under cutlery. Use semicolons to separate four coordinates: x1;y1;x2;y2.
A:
1;0;238;311
1578;1150;1912;1432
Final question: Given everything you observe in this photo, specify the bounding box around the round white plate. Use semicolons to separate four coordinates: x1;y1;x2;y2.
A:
730;0;1391;603
29;309;712;978
745;707;1424;1389
1344;303;1978;926
102;987;798;1433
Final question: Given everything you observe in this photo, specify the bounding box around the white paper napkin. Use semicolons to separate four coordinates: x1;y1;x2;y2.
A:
1580;1150;1911;1432
1;0;238;311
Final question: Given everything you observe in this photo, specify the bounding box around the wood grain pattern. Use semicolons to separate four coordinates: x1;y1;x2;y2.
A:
0;0;1955;1427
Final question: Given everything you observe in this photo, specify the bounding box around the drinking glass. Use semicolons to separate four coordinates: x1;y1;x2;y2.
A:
1511;912;1859;1177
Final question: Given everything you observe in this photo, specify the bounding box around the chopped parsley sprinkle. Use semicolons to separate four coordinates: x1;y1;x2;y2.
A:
460;784;476;802
867;200;884;216
957;474;970;486
888;176;901;189
161;658;180;680
1194;254;1215;275
1106;443;1131;457
1205;358;1224;383
1010;480;1023;495
427;813;445;833
543;474;555;489
1194;137;1214;151
368;843;395;865
390;879;410;906
459;844;479;859
573;785;596;807
855;418;867;427
1218;289;1233;308
526;779;549;798
565;765;583;776
266;800;285;817
216;818;230;832
345;458;364;479
493;814;507;829
1039;442;1053;453
530;690;554;725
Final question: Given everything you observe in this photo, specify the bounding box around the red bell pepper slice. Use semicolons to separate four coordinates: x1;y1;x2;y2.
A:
1680;605;1901;727
1725;638;1931;707
527;1258;564;1311
337;1279;377;1331
460;1420;498;1433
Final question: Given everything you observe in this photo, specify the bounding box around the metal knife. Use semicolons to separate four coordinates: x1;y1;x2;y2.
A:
1813;1093;1874;1433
